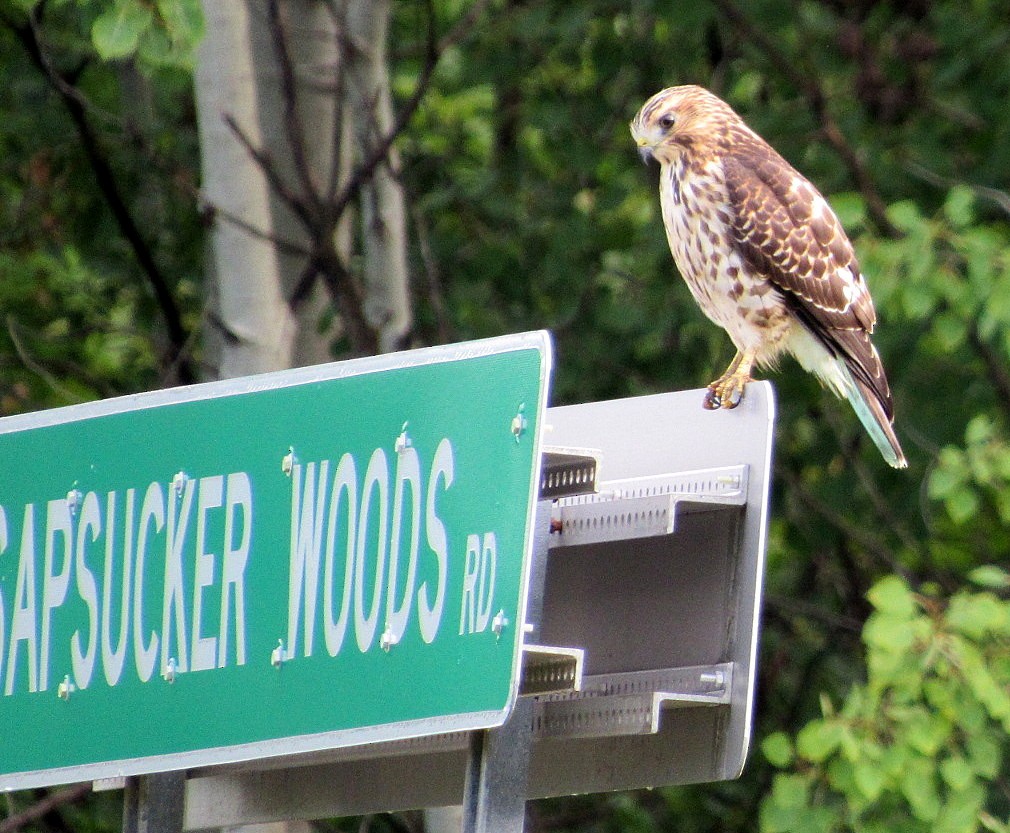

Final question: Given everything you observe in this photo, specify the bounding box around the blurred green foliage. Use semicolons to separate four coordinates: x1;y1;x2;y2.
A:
761;572;1010;833
3;0;1010;832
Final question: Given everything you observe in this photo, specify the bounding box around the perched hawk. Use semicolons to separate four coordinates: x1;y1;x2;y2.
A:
630;85;907;468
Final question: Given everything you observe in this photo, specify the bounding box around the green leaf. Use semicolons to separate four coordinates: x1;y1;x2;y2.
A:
863;612;916;653
944;185;975;228
769;773;811;810
157;0;205;47
867;576;916;619
966;732;1001;779
92;1;154;60
968;565;1010;589
796;720;844;763
830;192;867;230
904;709;953;756
946;592;1010;638
939;755;975;791
932;312;967;350
901;757;941;821
934;781;985;833
946;486;980;524
853;760;887;801
762;732;795;768
886;200;924;233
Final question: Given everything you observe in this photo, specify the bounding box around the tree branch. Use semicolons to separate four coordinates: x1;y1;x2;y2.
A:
265;0;322;209
711;0;899;237
328;0;440;224
12;11;196;384
7;315;88;403
907;159;1010;219
195;190;312;258
780;467;912;580
0;784;91;833
967;319;1010;414
411;204;454;344
223;114;315;230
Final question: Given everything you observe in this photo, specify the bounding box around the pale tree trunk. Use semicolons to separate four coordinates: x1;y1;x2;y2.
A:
196;0;413;381
343;0;413;353
249;0;351;366
194;0;298;379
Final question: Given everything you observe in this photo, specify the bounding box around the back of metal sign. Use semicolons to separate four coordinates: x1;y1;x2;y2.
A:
527;381;775;793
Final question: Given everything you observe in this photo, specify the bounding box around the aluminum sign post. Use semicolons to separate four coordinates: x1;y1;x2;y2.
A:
0;332;551;790
461;501;552;833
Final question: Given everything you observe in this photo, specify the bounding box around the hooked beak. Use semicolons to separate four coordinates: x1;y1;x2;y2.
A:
637;144;655;165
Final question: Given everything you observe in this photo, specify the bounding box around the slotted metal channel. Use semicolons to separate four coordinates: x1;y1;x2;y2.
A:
549;464;748;547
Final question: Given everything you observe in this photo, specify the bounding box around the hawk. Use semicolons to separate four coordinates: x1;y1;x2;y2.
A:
630;85;907;468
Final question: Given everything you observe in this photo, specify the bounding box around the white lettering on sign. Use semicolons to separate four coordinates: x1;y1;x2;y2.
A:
323;454;357;657
420;439;453;644
6;504;39;695
0;472;253;696
71;491;100;689
459;532;497;636
0;419;515;696
285;437;464;658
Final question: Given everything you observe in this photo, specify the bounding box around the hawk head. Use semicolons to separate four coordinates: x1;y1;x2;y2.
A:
630;85;739;165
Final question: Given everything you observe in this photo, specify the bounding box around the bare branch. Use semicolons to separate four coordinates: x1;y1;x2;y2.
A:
324;0;350;205
223;114;315;230
329;0;440;225
265;0;322;208
780;467;913;580
711;0;900;237
411;205;454;344
313;244;378;354
0;783;91;833
907;160;1010;219
12;11;195;384
7;316;87;403
967;319;1010;415
438;0;492;53
197;193;312;258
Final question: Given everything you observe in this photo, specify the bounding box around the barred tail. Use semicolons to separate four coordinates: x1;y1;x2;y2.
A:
845;373;907;469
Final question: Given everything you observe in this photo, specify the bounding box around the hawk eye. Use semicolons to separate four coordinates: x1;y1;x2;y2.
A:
659;114;676;130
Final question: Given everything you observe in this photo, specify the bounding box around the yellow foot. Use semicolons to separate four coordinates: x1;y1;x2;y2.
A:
702;373;752;410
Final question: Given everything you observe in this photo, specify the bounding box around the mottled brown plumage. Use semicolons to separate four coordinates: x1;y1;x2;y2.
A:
630;85;906;468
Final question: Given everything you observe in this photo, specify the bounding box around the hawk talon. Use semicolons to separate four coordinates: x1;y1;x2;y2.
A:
704;374;750;410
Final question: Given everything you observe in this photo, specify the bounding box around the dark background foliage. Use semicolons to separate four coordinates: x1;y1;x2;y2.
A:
2;0;1010;831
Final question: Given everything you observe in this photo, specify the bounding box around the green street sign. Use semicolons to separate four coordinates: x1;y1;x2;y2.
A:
0;332;551;790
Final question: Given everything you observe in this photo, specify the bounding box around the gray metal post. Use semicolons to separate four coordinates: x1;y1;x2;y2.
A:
460;502;552;833
122;773;185;833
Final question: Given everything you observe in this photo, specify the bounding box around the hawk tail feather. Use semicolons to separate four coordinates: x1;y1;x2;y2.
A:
844;372;908;469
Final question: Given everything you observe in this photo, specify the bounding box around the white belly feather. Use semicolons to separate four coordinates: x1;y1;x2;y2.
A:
659;161;792;364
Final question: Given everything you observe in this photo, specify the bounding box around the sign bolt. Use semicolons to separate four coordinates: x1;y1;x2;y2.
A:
66;487;82;517
492;610;509;639
380;625;398;652
394;422;412;454
511;404;527;443
700;670;725;687
271;639;288;668
172;471;189;496
162;658;178;684
282;447;296;477
57;675;75;701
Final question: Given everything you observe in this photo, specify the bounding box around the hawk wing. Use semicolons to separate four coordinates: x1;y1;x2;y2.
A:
722;141;894;417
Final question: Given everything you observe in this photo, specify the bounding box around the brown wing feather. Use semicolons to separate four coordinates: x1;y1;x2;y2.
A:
722;138;894;417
